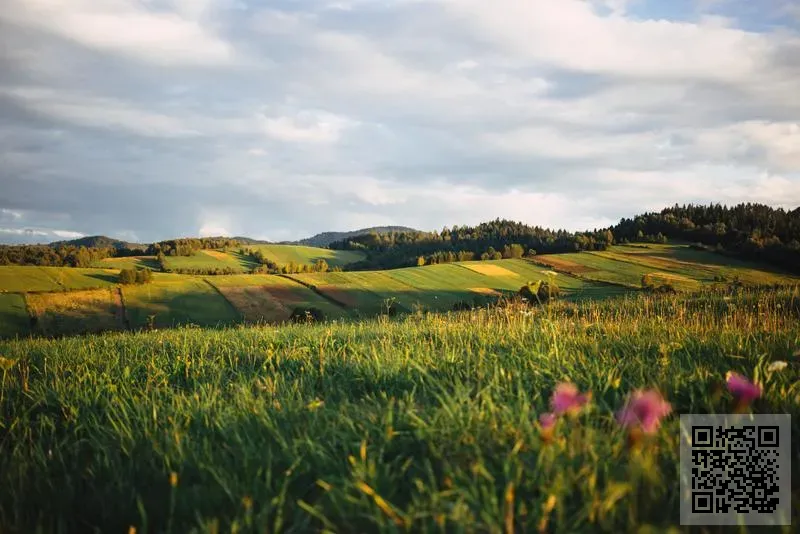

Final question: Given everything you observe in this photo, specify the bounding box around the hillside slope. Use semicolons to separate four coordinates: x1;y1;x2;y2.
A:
49;235;144;250
295;226;418;247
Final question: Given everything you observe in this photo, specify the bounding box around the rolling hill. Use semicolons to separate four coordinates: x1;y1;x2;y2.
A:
48;235;144;250
294;226;419;247
1;243;797;338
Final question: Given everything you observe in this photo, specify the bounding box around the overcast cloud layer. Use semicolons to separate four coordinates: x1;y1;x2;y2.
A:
1;0;799;244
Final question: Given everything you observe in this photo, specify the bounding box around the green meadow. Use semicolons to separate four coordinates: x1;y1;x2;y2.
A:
0;288;797;532
0;245;798;339
246;244;366;268
122;275;240;329
0;266;118;293
162;250;257;272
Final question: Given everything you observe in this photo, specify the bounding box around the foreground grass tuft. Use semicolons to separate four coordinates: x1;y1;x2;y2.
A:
1;288;798;532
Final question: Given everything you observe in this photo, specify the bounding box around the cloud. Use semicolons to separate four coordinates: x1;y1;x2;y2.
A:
0;0;234;66
0;86;198;138
0;0;798;244
260;110;355;143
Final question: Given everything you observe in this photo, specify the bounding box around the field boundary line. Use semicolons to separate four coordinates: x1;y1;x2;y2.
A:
202;278;245;320
524;257;638;290
117;286;132;331
277;274;351;310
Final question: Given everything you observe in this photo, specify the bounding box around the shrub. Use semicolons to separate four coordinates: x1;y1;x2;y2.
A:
519;280;560;304
452;300;473;311
119;268;153;285
118;268;137;285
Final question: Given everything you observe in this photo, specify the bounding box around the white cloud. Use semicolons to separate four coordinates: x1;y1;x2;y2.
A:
0;0;233;66
437;0;774;82
0;86;198;138
260;110;356;143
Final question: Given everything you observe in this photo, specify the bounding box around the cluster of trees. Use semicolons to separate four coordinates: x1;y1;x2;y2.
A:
613;203;800;272
416;244;537;266
519;280;560;303
164;267;242;276
332;220;613;270
146;238;242;257
0;244;115;267
118;268;153;285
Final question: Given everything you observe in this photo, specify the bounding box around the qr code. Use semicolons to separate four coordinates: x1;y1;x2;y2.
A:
680;414;791;526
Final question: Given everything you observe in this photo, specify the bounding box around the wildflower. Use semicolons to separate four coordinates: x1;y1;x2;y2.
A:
726;372;761;403
551;383;591;416
539;412;557;430
767;361;788;373
616;389;672;434
538;412;557;442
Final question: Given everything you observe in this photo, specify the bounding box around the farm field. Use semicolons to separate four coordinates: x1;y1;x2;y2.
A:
122;275;240;328
246;244;365;267
0;245;797;339
92;256;161;270
0;266;118;293
162;250;256;272
26;288;124;336
0;288;797;532
0;293;29;338
207;275;348;322
288;260;622;314
533;245;799;289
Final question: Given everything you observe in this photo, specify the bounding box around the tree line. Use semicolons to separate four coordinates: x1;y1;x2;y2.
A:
0;245;116;267
330;219;613;270
612;203;800;272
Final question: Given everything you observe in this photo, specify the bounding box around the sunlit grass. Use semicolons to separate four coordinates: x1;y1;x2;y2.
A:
0;287;798;532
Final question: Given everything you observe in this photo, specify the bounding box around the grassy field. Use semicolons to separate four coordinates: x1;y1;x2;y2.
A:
162;250;256;272
0;288;797;532
287;260;619;315
26;288;124;336
207;275;348;323
0;266;118;293
533;245;799;289
0;294;29;338
92;256;161;270
122;275;240;328
247;244;365;268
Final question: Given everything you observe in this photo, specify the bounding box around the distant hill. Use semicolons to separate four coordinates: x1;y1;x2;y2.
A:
48;235;144;250
229;236;272;245
294;226;419;247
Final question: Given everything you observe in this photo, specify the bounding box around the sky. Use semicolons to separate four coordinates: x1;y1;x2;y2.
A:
0;0;799;244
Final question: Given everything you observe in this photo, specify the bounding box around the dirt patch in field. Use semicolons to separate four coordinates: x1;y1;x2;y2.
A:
26;289;124;335
463;264;519;277
217;286;291;322
533;256;597;274
201;250;232;260
469;287;502;296
264;285;306;305
316;286;358;307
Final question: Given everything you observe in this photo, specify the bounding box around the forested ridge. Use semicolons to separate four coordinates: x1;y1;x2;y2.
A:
1;203;797;272
612;203;800;272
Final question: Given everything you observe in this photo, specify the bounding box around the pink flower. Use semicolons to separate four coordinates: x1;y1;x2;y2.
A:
726;372;761;403
551;383;591;415
616;389;672;434
539;412;557;430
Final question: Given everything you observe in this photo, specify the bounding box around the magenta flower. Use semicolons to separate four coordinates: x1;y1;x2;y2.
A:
616;389;672;434
726;372;761;403
551;383;591;415
539;412;557;430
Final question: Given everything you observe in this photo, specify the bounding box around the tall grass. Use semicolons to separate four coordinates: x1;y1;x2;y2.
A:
0;287;798;532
